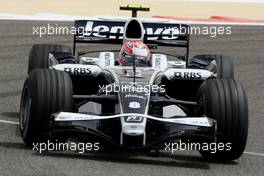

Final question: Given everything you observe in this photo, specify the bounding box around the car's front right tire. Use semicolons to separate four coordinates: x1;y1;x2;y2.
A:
19;69;73;146
189;54;234;79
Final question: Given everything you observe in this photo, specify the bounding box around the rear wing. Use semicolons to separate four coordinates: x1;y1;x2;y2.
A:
73;20;190;57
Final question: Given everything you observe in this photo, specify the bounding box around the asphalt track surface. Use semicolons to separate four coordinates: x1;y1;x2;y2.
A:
0;20;263;176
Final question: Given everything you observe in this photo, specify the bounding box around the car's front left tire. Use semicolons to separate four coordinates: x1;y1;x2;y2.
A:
19;69;73;146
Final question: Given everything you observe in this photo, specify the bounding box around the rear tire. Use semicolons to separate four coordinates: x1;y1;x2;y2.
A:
196;79;248;161
19;69;73;146
190;55;234;79
28;44;72;73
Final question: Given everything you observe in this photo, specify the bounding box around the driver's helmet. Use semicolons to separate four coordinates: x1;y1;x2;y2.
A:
119;41;151;66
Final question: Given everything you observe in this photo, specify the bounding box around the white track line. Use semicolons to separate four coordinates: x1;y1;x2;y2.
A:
0;119;19;125
244;151;264;157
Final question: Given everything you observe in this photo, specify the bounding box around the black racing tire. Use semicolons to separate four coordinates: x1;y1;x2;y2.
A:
19;69;73;146
28;44;72;73
190;55;234;79
196;79;248;161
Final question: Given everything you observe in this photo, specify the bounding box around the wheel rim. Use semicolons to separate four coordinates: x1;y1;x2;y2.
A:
20;88;31;131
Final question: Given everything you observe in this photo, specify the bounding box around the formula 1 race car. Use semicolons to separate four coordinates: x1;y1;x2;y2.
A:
19;5;248;161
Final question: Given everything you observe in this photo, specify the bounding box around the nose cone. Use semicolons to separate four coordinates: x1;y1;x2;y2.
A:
123;18;144;42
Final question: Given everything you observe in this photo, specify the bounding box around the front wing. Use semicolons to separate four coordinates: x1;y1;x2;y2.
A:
51;112;217;149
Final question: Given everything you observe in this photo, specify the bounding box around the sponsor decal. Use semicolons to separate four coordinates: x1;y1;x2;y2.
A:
64;67;92;75
76;21;184;40
128;101;141;109
124;94;146;100
126;116;143;122
103;52;111;66
173;72;202;79
154;55;161;69
129;125;138;129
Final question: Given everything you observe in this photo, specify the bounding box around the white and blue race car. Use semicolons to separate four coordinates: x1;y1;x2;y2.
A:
19;5;248;161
